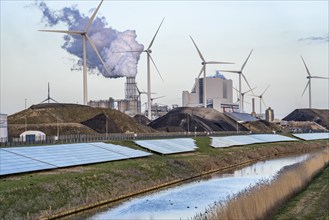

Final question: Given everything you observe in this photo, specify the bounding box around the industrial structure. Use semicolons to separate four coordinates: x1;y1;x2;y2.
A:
182;71;236;112
0;114;8;143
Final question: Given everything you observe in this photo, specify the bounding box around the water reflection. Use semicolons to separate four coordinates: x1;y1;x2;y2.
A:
89;154;308;220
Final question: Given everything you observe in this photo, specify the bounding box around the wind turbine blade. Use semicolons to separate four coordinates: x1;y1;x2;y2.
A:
135;85;141;94
113;50;143;53
261;98;267;109
189;35;206;62
148;17;165;50
197;66;205;79
241;73;254;95
244;87;257;95
301;81;310;97
85;0;104;32
86;34;110;74
241;49;253;71
207;61;234;64
311;76;329;79
301;56;311;76
39;30;83;35
220;70;240;74
233;87;239;93
149;54;164;82
152;95;165;101
261;85;270;96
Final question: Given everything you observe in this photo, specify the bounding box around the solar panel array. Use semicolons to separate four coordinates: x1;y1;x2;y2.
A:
224;112;259;122
211;134;298;148
134;138;197;155
292;132;329;141
0;142;151;176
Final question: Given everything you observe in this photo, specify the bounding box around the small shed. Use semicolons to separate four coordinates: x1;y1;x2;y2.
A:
20;130;46;142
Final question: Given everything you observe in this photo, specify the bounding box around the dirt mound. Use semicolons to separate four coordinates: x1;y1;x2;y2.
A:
242;120;282;133
133;114;151;126
8;103;155;137
283;109;329;129
149;107;249;132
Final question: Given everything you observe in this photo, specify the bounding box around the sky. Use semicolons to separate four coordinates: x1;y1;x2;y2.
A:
1;0;328;119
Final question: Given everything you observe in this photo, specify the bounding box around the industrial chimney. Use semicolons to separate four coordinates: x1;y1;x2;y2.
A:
251;98;256;117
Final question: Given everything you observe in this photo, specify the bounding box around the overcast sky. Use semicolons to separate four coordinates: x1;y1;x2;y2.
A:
1;0;328;119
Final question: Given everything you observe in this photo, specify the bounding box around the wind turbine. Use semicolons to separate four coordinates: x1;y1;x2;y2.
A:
115;18;165;120
301;56;329;108
253;85;270;115
189;36;233;108
39;0;109;105
221;49;254;112
234;87;256;112
40;82;58;104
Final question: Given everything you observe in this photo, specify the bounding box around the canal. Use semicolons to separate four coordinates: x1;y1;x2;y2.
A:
78;154;309;220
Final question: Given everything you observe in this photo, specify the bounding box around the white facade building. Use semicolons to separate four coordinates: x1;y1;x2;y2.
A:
20;130;46;142
0;114;8;142
182;72;236;112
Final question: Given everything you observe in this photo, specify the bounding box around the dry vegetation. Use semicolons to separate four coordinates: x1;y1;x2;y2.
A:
196;148;329;220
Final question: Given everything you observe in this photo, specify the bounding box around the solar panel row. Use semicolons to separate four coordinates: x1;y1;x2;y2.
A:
0;142;152;176
134;138;197;155
211;134;298;148
292;132;329;141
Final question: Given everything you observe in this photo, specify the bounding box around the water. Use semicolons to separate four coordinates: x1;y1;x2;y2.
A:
87;154;308;220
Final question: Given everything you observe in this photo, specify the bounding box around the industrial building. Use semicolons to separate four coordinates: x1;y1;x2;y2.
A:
182;71;236;112
88;77;141;116
0;114;8;142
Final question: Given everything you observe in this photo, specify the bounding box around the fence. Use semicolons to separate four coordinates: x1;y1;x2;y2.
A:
0;131;251;147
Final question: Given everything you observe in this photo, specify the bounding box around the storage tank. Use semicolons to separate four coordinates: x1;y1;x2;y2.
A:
0;114;8;142
265;107;274;122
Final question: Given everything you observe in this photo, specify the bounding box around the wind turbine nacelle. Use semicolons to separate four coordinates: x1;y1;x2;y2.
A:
201;62;206;65
146;49;152;53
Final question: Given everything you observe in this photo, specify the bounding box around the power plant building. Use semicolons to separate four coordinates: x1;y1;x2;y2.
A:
182;72;235;112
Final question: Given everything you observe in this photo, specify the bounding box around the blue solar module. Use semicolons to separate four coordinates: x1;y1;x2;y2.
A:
211;134;298;148
134;138;197;155
293;132;329;140
251;134;297;142
0;149;56;175
1;142;152;176
224;112;259;122
90;142;152;158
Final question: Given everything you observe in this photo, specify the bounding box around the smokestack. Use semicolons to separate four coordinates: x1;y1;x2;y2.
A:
125;77;138;100
251;98;256;117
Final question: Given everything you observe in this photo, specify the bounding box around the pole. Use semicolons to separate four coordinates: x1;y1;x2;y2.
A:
203;65;207;108
83;35;88;105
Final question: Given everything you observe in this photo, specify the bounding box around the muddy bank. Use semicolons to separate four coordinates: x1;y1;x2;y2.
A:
0;138;327;219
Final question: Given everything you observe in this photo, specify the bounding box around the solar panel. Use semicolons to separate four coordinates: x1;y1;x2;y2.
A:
293;132;329;140
0;142;152;176
90;142;152;158
251;134;297;142
0;149;56;175
134;138;197;155
211;134;298;148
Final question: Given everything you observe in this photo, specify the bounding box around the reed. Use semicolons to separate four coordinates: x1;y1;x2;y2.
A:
197;148;329;220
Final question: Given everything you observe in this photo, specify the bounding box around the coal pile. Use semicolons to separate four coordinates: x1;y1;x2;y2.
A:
81;113;121;133
283;109;329;129
149;107;249;132
133;114;151;126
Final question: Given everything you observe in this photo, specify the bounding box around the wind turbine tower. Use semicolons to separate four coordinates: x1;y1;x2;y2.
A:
221;49;254;113
190;36;233;108
301;56;329;108
39;0;109;105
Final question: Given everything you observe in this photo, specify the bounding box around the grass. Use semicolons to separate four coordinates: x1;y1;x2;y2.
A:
195;148;329;220
273;164;329;220
0;138;327;219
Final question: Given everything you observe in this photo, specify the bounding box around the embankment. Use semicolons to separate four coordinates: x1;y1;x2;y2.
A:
0;138;327;219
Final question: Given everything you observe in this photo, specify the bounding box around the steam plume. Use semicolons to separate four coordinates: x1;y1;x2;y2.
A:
35;1;144;78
